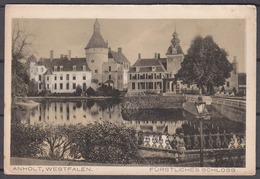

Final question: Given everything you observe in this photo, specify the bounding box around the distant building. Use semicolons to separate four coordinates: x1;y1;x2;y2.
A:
85;19;130;90
222;56;239;92
102;48;130;90
128;53;167;94
128;30;184;94
238;73;246;95
30;52;92;93
30;19;130;93
85;19;109;83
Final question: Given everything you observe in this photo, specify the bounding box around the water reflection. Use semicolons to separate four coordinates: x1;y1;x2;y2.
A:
23;99;122;125
14;99;245;135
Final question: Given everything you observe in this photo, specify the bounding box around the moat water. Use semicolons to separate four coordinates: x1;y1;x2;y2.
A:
13;99;245;135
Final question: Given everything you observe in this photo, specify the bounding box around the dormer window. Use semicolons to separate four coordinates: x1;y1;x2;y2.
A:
152;66;156;72
54;66;57;71
136;67;140;72
82;65;86;71
60;66;63;71
73;65;76;71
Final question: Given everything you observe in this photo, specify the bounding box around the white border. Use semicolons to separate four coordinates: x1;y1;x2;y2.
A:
4;5;256;175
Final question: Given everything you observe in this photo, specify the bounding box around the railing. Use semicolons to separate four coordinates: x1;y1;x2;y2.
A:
140;132;245;151
139;132;245;166
212;98;246;110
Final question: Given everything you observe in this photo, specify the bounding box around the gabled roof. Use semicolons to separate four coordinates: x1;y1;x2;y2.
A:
38;57;91;72
108;50;130;64
132;58;163;67
129;58;167;73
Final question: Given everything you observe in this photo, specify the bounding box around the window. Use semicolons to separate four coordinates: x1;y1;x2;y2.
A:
95;69;98;73
130;74;132;80
109;75;111;80
91;60;94;63
73;83;76;89
132;82;135;90
54;83;57;90
39;75;42;81
73;76;76;80
66;74;69;80
47;84;49;89
66;83;69;90
54;66;57;71
83;65;86;71
83;83;86;90
83;75;86;80
46;76;49;81
226;82;230;87
73;66;76;71
39;84;41;90
60;76;63;80
109;66;111;72
41;68;44;72
146;82;153;89
60;83;63;90
60;66;63;71
54;76;57;80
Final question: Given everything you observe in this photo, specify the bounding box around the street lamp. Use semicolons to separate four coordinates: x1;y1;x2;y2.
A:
195;96;208;167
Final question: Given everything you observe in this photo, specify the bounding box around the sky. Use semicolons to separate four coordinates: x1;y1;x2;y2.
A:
16;19;246;72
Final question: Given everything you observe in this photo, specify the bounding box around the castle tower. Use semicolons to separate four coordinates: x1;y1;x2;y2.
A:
85;19;108;83
166;28;184;76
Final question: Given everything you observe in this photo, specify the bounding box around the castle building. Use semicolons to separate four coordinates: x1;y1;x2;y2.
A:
30;52;92;93
85;19;109;83
102;48;130;89
128;30;184;94
29;19;130;93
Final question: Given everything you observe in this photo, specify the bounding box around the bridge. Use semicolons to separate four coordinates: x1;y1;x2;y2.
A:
184;95;246;123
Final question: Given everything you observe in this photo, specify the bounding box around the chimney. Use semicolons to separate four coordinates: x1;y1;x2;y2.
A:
154;53;158;59
118;47;122;53
138;53;141;59
50;50;54;60
60;54;64;59
68;50;71;60
158;53;160;59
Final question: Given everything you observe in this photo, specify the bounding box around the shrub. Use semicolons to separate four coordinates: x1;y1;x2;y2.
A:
11;123;45;157
75;85;82;96
86;87;95;96
74;122;139;164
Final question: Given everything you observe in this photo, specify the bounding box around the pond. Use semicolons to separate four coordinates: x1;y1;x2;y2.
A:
13;99;245;136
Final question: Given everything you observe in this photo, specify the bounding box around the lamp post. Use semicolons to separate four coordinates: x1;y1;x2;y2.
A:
195;96;207;167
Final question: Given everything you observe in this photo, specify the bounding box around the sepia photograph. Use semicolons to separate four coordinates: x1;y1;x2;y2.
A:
4;5;256;175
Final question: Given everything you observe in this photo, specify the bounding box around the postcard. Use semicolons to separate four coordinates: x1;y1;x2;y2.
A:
4;5;256;175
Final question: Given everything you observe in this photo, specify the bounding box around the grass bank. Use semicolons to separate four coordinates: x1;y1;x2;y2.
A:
122;95;186;110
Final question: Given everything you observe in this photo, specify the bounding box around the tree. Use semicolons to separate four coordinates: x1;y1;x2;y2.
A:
86;86;95;96
12;20;35;97
75;85;83;96
175;35;233;94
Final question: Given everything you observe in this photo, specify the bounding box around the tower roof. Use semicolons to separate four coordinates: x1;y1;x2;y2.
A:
85;19;108;49
166;29;184;55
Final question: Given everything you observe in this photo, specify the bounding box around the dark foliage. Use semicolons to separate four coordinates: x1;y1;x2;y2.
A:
86;86;95;96
175;35;233;94
11;123;45;157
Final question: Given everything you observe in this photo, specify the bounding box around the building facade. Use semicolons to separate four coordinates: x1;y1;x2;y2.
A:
85;19;130;90
30;19;130;93
30;53;92;93
102;48;130;90
128;30;184;94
